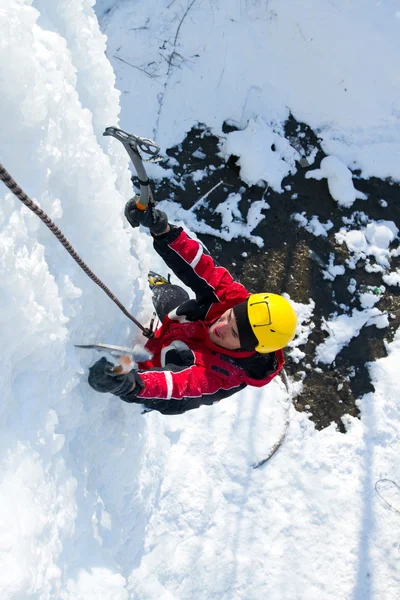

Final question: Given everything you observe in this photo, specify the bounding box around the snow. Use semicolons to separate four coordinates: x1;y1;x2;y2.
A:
96;0;400;180
306;155;367;208
316;309;389;365
222;117;300;192
0;1;399;599
292;212;333;238
359;290;382;309
156;189;270;248
336;221;399;270
287;299;315;363
383;269;400;287
348;278;357;294
322;253;346;281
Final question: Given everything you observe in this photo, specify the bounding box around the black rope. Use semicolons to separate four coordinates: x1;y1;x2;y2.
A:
0;162;152;337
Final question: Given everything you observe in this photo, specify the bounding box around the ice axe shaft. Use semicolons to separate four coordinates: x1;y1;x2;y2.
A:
103;126;160;211
75;343;136;355
74;344;134;374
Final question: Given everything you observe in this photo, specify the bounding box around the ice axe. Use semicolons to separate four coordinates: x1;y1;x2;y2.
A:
74;343;136;374
103;126;161;211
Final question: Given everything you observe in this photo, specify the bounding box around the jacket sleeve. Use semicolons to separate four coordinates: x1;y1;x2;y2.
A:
152;226;249;306
122;363;246;405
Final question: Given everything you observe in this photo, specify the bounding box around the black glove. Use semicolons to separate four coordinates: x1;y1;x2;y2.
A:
175;299;210;322
124;196;169;235
88;357;139;397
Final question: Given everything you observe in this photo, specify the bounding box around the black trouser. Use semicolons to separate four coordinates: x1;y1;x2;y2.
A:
131;284;204;415
151;283;189;321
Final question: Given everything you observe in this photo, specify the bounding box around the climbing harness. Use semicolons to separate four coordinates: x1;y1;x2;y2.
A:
0;127;161;338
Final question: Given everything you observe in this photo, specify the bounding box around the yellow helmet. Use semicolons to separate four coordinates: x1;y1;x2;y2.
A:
247;293;297;353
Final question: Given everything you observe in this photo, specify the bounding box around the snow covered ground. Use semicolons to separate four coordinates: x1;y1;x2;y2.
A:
0;0;399;598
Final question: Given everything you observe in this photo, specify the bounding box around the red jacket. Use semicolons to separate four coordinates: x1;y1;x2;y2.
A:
127;227;284;414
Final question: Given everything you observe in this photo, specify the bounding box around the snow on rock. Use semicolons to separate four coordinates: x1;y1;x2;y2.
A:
365;220;398;252
292;212;333;237
336;220;399;270
359;290;382;309
223;117;300;192
320;129;400;182
306;156;367;208
383;268;400;287
322;253;345;281
287;298;315;363
191;169;206;182
157;191;270;248
348;278;357;294
316;308;389;365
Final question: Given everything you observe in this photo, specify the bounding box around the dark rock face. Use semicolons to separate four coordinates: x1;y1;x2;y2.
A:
147;117;400;430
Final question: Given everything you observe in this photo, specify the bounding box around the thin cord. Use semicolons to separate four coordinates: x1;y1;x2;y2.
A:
375;478;400;515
